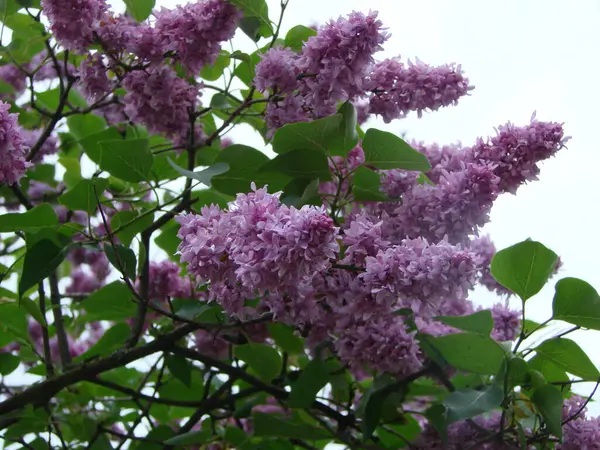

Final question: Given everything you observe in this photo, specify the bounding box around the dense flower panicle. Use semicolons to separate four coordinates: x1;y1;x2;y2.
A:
123;66;199;141
145;261;193;301
194;329;229;360
410;140;466;183
254;47;299;93
98;100;128;125
559;416;600;450
469;117;568;194
125;23;166;62
0;102;31;185
296;10;388;115
335;316;423;377
66;269;103;294
367;58;472;123
563;395;587;421
20;129;59;163
178;185;340;314
342;211;390;266
469;235;513;295
155;0;242;74
78;53;112;101
360;238;480;315
96;14;138;53
0;65;27;99
379;168;419;198
41;0;108;51
264;95;309;135
389;163;501;245
27;181;59;202
489;303;521;341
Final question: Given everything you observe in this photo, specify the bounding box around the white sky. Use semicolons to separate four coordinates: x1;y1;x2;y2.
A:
6;0;600;439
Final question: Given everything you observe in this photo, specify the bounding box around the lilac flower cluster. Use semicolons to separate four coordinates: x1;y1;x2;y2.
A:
20;129;59;163
0;64;27;100
177;184;339;317
78;53;112;101
123;66;200;142
361;237;479;315
366;58;472;123
41;0;108;51
0;102;31;185
146;260;193;302
155;0;242;74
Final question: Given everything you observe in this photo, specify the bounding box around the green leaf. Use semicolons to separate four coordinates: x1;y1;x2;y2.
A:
259;148;331;180
280;178;321;207
163;429;211;446
103;243;137;280
201;52;230;81
229;0;272;40
522;319;546;336
272;114;343;155
490;240;558;301
76;323;130;360
532;384;563;438
506;357;530;389
234;343;281;382
535;338;599;380
528;355;570;384
376;416;422;449
158;369;205;401
268;323;304;355
165;355;192;388
443;385;503;423
0;204;58;233
131;425;175;450
167;158;230;187
252;412;331;439
81;281;136;322
362;129;431;171
426;332;506;374
0;353;19;375
58;178;108;213
59;156;83;189
67;114;107;140
337;101;358;155
0;301;28;347
289;357;330;408
110;210;154;247
211;144;290;195
552;277;600;330
284;25;317;51
425;404;448;443
36;87;87;112
124;0;155;21
20;296;46;327
80;127;123;164
99;138;153;183
352;166;388;202
435;310;494;336
18;239;69;297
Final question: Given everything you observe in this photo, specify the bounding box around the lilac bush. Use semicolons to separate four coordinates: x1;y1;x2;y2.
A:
0;1;594;448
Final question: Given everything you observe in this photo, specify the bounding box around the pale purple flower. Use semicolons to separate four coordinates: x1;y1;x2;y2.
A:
123;66;199;141
342;210;390;266
379;168;419;198
20;129;58;163
0;65;27;99
78;53;112;102
563;395;587;421
360;237;479;315
559;416;600;449
0;102;31;185
145;260;193;301
96;14;139;53
469;117;568;194
155;0;241;74
41;0;108;51
469;235;512;296
335;315;423;377
66;269;103;294
194;329;229;360
388;163;501;245
265;94;309;135
367;57;472;123
489;303;521;342
29;52;76;82
255;46;299;94
27;181;58;201
296;11;388;115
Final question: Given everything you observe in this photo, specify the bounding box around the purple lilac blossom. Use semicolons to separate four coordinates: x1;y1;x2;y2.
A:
296;11;388;116
255;46;299;94
468;116;568;194
489;303;521;342
0;102;31;185
469;235;513;296
78;53;112;101
0;65;27;99
366;57;472;123
360;237;479;316
41;0;108;51
20;129;59;163
155;0;242;74
123;66;200;142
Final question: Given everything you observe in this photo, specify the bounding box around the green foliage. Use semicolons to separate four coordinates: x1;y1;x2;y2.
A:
235;343;282;382
352;166;388;202
124;0;155;22
110;210;154;247
531;384;564;438
535;338;599;380
19;238;69;297
252;412;331;440
229;0;273;40
443;385;504;423
99;138;154;183
284;25;317;51
552;277;600;330
103;243;137;280
0;204;58;232
58;178;108;213
491;240;559;301
81;281;136;321
434;310;494;336
288;357;330;408
362;129;431;171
